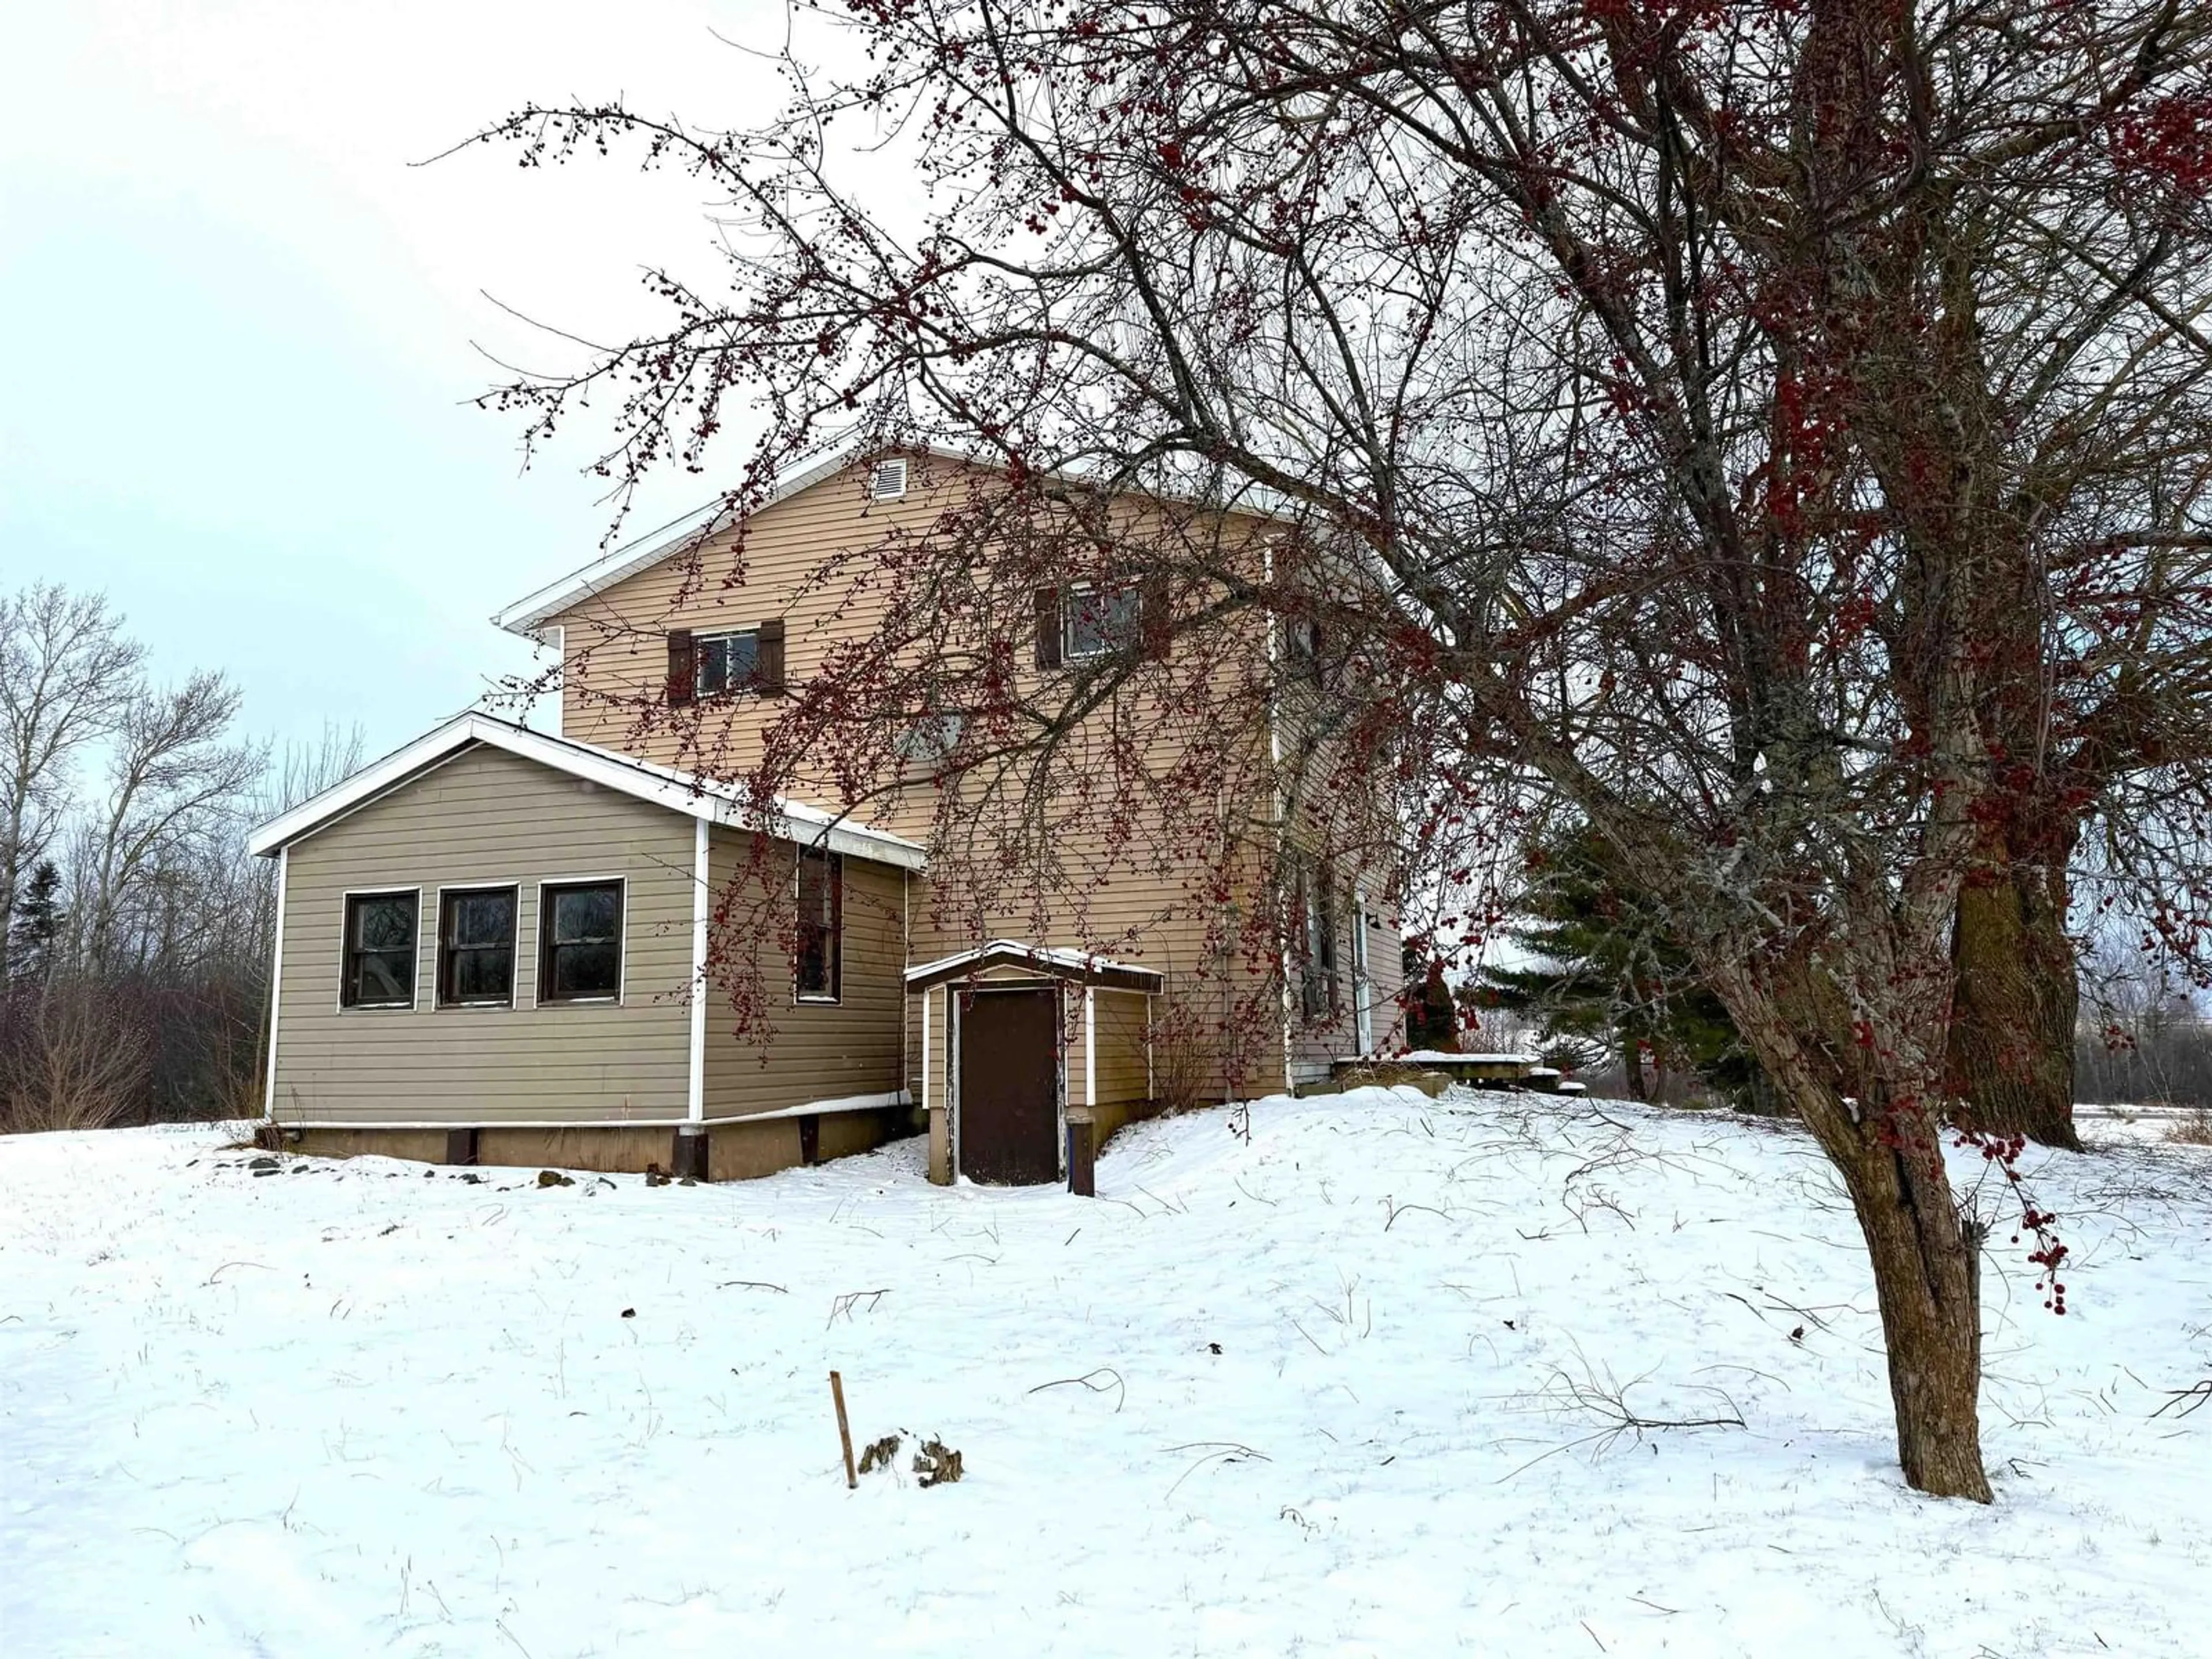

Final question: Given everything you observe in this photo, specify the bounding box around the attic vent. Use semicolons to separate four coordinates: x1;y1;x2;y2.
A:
869;458;909;501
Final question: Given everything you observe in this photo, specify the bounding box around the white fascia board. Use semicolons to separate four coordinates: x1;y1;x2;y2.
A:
492;438;1293;639
491;446;875;638
246;711;926;870
491;500;733;641
902;938;1162;986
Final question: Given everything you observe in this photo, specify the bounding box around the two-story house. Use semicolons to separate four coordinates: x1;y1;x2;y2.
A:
251;449;1403;1184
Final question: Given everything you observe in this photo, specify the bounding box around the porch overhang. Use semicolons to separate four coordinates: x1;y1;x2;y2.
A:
903;940;1165;997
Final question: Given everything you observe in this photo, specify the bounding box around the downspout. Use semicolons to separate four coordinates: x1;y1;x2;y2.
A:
261;846;288;1123
900;867;910;1107
1084;984;1097;1114
1265;535;1292;1097
688;816;710;1123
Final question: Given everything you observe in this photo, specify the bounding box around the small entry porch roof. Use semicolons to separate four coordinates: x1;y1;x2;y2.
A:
903;940;1165;997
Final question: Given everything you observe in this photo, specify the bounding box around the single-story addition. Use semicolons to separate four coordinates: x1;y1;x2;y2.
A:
250;711;931;1181
250;712;1176;1185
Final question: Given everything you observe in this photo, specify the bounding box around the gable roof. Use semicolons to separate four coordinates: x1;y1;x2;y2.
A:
491;444;968;642
246;711;926;870
902;939;1164;995
491;440;1291;642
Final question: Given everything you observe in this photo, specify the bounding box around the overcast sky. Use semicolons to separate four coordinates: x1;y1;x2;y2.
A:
2;1;808;762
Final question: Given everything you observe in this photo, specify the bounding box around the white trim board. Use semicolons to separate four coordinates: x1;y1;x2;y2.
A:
245;710;925;871
273;1093;914;1134
262;848;289;1118
687;819;709;1123
491;438;1294;641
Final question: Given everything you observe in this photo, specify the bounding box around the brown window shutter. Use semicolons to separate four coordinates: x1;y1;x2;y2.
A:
666;629;696;707
1034;586;1063;669
1141;576;1172;660
756;619;787;695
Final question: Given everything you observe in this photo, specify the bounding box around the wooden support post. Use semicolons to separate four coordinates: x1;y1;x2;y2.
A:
672;1126;709;1182
830;1370;857;1490
1066;1108;1096;1198
444;1128;478;1167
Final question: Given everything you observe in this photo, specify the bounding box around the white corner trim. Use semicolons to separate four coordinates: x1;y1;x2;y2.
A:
1084;984;1097;1112
261;847;288;1120
546;624;565;738
688;817;710;1124
1145;990;1156;1101
920;981;932;1116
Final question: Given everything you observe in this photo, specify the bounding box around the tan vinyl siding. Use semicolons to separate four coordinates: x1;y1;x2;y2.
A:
546;454;1392;1104
700;825;907;1116
270;744;694;1124
1087;989;1152;1107
919;983;950;1113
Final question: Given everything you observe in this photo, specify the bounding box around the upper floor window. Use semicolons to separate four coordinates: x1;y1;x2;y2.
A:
1036;581;1168;668
796;847;843;1002
1065;584;1141;660
1285;613;1325;684
667;621;785;706
539;881;623;1003
698;629;760;698
1294;863;1339;1021
341;890;417;1008
437;886;517;1007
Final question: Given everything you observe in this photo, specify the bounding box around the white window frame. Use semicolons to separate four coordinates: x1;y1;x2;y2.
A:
335;886;422;1014
793;846;843;1006
432;882;522;1011
695;627;762;699
533;875;629;1008
1063;582;1139;661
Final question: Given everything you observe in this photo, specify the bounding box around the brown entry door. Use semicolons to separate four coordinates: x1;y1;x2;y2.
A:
958;988;1060;1185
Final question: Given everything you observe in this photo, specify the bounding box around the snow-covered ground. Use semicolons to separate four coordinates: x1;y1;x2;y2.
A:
3;1090;2209;1657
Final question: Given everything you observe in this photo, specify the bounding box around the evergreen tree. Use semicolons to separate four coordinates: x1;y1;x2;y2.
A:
1480;827;1764;1107
8;859;65;987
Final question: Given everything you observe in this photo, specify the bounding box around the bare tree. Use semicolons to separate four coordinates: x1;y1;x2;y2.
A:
460;0;2212;1498
71;671;264;975
0;584;142;972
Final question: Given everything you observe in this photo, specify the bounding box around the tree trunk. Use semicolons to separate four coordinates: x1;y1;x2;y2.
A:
1834;1127;1993;1501
1948;819;2082;1150
1715;963;1994;1503
1622;1036;1647;1101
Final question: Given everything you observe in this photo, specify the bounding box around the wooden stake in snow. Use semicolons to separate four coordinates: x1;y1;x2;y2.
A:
830;1370;857;1490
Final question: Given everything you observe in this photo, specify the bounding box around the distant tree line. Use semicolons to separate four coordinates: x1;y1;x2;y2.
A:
1;583;359;1132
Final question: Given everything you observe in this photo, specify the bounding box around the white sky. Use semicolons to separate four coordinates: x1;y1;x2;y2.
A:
1;1;812;759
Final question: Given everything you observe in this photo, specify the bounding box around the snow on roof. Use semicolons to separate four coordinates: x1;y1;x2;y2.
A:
245;711;926;869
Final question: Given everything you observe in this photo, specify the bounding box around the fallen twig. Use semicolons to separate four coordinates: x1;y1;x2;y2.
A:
1027;1368;1127;1412
2152;1379;2211;1419
716;1280;788;1294
827;1288;890;1328
1380;1196;1451;1232
1162;1440;1270;1499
